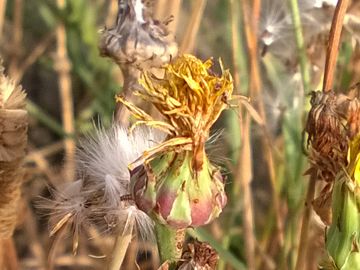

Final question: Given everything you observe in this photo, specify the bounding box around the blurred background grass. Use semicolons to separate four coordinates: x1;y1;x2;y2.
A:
1;0;360;269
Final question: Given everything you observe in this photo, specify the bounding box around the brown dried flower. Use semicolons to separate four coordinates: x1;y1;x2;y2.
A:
305;90;348;182
177;239;219;270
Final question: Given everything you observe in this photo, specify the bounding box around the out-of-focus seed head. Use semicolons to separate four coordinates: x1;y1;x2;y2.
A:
40;125;165;253
99;0;178;70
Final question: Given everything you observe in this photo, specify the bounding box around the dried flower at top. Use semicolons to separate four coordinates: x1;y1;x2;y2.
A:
0;64;27;238
99;0;178;70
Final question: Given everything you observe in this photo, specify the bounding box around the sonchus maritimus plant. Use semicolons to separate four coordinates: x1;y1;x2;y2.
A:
117;54;240;268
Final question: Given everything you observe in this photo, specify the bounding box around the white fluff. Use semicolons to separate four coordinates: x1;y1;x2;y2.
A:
44;124;165;247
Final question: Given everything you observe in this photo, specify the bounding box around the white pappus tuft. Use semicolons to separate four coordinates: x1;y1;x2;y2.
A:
42;124;165;252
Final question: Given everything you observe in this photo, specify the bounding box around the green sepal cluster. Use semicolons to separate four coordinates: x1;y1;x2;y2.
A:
133;150;227;229
322;176;360;270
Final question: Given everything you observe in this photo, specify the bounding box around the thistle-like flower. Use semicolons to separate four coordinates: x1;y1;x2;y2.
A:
42;125;164;253
117;54;234;229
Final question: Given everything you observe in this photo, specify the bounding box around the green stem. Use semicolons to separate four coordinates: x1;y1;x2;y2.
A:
155;223;185;269
289;0;310;91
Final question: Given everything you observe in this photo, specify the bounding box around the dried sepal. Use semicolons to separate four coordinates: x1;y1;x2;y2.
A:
177;239;219;270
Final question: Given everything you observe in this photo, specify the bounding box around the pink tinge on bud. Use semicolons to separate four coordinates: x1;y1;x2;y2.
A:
131;151;227;229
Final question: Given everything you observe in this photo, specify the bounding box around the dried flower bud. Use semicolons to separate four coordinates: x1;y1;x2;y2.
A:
306;90;348;182
99;0;178;70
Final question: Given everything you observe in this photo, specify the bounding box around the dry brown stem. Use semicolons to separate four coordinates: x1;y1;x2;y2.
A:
55;0;76;182
8;0;23;77
179;0;207;53
0;68;27;239
236;113;255;270
295;173;317;270
0;0;6;39
323;0;350;92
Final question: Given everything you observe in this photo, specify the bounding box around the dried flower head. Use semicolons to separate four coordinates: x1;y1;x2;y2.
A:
99;0;178;70
117;54;234;171
305;90;348;182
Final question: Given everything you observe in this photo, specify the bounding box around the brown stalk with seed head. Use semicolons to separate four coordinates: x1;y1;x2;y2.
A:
0;62;28;269
296;1;350;269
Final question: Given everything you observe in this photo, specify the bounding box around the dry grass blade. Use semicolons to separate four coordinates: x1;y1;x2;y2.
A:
323;0;350;92
0;0;6;39
295;173;317;270
8;0;23;78
108;213;134;270
236;114;255;270
55;0;76;182
179;0;207;53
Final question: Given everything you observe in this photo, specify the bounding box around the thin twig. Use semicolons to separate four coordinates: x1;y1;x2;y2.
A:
167;0;182;34
323;0;350;92
108;216;134;270
55;0;76;182
0;0;6;38
14;32;55;82
8;0;23;77
295;173;317;270
236;113;255;270
179;0;207;53
3;238;19;270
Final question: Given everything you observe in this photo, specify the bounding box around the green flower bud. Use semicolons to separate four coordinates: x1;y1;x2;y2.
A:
132;150;227;229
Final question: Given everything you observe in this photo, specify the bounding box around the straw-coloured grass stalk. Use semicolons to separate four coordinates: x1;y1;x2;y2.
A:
0;63;27;238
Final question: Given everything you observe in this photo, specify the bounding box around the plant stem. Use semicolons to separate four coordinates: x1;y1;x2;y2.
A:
323;0;350;92
179;0;207;53
289;0;310;91
108;222;134;270
295;172;316;270
56;0;76;182
155;223;185;268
